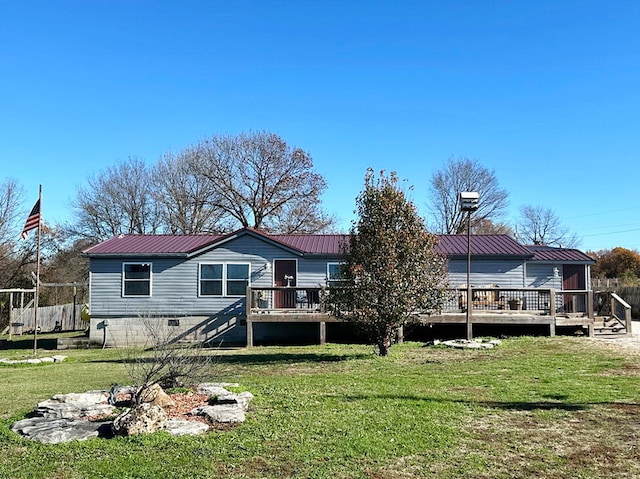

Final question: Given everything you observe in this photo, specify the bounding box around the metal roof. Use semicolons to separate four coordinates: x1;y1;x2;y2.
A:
82;229;348;257
83;234;222;256
526;245;595;263
435;235;533;257
83;229;592;264
270;234;347;255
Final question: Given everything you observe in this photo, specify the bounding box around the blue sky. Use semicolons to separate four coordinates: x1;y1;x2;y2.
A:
2;0;639;252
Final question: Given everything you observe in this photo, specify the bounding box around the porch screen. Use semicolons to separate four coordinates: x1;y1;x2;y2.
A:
123;263;152;297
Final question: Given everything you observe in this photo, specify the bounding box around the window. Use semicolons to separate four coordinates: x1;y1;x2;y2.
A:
200;263;250;297
327;262;346;287
200;264;223;296
227;264;250;296
123;263;152;297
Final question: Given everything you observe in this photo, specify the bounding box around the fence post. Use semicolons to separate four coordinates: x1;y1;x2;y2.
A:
8;292;13;340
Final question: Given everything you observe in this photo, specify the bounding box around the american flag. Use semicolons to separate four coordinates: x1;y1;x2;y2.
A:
21;199;41;239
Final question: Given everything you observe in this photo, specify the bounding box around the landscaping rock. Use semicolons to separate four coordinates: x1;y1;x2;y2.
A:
11;383;253;443
11;417;109;444
164;419;210;436
112;403;168;436
438;339;502;350
36;392;114;419
0;355;67;365
197;383;238;397
139;384;176;408
190;404;246;423
212;391;254;411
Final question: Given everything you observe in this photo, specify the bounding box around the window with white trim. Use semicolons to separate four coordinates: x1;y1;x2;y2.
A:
200;263;250;297
122;263;152;297
327;262;347;287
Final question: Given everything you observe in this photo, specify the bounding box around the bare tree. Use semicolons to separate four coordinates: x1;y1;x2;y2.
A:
0;178;24;245
516;205;579;247
472;218;514;235
154;149;229;234
0;178;34;291
119;317;216;405
428;157;509;234
193;131;334;233
70;157;161;241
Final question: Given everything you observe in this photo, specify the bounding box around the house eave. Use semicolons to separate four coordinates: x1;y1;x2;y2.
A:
186;228;305;258
85;253;189;259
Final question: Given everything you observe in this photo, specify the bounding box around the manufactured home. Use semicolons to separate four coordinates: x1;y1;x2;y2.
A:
83;228;595;347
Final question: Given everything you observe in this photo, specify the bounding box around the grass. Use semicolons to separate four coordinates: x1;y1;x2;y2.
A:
0;335;639;478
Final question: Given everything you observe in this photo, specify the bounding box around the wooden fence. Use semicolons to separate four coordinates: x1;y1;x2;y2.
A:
10;303;85;334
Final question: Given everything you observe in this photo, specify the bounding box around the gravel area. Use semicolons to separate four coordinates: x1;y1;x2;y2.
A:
590;320;640;354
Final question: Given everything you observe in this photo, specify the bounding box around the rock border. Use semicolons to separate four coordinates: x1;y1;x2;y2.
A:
11;383;253;444
1;355;67;365
431;338;502;349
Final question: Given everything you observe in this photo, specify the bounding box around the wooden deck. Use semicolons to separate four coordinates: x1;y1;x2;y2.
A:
245;286;596;346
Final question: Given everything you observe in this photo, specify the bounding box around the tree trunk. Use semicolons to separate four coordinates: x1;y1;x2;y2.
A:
377;335;392;356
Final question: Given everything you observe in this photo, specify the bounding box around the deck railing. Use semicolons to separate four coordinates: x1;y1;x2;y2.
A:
610;292;633;331
248;286;327;314
247;286;593;317
447;287;592;316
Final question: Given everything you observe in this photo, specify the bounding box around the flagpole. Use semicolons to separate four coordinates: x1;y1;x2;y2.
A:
33;185;42;356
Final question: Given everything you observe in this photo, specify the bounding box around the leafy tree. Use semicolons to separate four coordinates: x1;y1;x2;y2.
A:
332;170;448;356
591;247;640;279
428;157;509;234
516;205;579;247
193;131;334;233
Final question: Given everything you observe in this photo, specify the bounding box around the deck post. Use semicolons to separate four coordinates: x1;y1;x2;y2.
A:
319;321;326;345
549;289;556;316
246;319;254;347
624;302;633;337
549;321;556;337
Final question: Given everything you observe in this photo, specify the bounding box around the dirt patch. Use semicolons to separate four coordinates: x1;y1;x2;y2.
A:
463;404;640;478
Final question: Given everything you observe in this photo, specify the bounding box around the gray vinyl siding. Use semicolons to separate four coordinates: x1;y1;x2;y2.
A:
525;262;563;290
447;258;525;288
88;234;339;318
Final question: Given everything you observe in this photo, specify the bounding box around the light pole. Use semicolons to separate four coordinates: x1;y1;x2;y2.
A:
460;192;479;341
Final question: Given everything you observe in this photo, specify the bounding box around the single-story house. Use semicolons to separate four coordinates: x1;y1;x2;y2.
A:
83;228;594;347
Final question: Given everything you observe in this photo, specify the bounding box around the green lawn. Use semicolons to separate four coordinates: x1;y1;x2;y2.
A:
0;335;639;478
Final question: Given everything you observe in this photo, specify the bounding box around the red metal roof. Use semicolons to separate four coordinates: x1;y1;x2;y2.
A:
83;234;222;256
83;229;592;264
82;229;348;256
527;245;595;263
270;234;347;255
436;235;533;257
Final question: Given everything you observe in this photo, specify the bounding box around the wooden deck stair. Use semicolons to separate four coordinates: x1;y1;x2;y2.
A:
593;315;629;337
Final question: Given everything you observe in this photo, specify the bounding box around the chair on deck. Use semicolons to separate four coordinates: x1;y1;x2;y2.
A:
473;284;505;310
